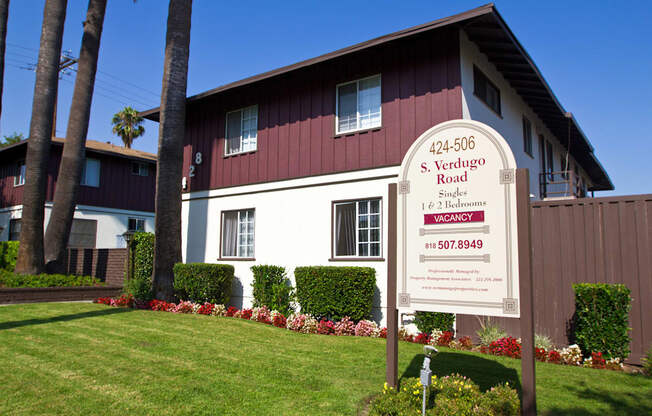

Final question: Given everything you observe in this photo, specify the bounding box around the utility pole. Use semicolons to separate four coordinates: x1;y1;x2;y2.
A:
51;54;78;137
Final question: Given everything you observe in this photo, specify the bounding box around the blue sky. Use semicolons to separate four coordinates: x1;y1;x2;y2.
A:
2;1;650;195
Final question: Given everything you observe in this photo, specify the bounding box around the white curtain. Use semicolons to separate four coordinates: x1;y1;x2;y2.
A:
222;211;238;256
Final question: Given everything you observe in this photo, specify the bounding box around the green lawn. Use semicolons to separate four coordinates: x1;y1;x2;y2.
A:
0;303;650;415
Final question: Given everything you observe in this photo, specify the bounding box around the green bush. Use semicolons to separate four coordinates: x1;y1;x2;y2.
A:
251;265;294;315
0;270;102;288
414;311;455;334
124;232;154;301
294;266;375;322
0;241;19;271
369;374;519;416
173;263;234;304
573;283;632;359
476;317;507;346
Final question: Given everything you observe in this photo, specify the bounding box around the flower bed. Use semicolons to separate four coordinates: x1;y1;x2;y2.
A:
94;295;624;372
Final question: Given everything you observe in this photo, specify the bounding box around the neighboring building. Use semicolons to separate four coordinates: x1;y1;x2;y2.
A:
0;138;156;248
141;4;612;322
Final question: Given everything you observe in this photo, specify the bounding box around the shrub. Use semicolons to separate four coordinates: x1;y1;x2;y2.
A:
572;283;632;360
211;304;227;317
294;266;375;322
272;311;287;328
0;241;19;271
317;319;335;335
173;263;234;304
479;383;521;415
583;352;606;369
414;332;431;344
476;318;506;346
172;301;195;314
334;316;356;336
643;345;652;376
354;320;380;337
0;270;102;288
226;306;238;317
535;333;553;351
560;344;583;366
436;331;454;347
148;299;175;312
489;337;522;359
250;265;294;316
548;350;562;364
458;336;473;350
413;311;455;334
124;232;154;301
196;302;214;315
252;306;272;324
535;348;548;362
379;327;387;339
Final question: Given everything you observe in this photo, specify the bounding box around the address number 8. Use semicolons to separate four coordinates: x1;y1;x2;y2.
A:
189;152;202;177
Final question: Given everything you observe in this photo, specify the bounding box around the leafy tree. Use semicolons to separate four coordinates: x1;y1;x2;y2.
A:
15;0;67;275
152;0;192;301
0;132;24;147
44;0;107;273
111;106;145;148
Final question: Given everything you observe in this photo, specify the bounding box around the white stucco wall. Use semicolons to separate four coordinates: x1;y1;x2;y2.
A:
181;166;400;325
0;203;155;248
459;30;591;198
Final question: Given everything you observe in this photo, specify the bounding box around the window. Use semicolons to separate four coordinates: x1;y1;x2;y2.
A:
9;219;21;241
221;209;255;258
473;66;501;115
336;74;381;134
80;158;100;187
333;199;381;257
128;217;145;232
14;162;26;186
225;105;258;155
522;117;533;157
68;219;97;248
131;162;148;176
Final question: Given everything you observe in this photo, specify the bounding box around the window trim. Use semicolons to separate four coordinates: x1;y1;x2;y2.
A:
335;74;382;135
330;197;384;261
127;217;146;232
131;162;149;177
13;161;26;187
218;208;256;260
224;105;259;157
473;66;502;117
80;157;101;187
522;116;533;158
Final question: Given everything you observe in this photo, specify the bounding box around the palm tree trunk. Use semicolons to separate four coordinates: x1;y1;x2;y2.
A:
0;0;10;122
152;0;192;301
15;0;67;275
44;0;107;274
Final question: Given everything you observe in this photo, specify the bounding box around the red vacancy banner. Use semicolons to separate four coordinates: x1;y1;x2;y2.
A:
424;210;484;225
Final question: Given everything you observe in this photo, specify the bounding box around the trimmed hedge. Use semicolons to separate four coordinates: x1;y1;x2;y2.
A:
294;266;375;322
0;241;19;271
173;263;234;304
124;232;154;301
0;269;102;288
414;311;455;334
251;265;294;316
573;283;632;359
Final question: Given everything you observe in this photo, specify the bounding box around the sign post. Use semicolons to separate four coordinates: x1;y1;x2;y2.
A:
386;120;536;414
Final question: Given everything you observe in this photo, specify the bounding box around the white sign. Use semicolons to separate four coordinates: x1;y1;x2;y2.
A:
397;120;520;317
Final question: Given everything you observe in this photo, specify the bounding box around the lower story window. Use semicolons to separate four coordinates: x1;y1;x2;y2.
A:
68;219;97;248
221;209;255;258
128;217;145;232
334;199;381;257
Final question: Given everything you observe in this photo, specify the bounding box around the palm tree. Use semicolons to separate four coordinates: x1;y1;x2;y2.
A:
44;0;107;274
0;0;9;123
111;106;145;148
15;0;67;275
152;0;192;301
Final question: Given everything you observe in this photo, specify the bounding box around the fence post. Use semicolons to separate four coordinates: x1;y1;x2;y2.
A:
386;182;398;388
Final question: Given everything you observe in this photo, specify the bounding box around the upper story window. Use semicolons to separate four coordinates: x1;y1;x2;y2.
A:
522;117;533;157
473;66;501;116
336;74;381;134
221;209;255;258
81;158;100;187
333;198;381;258
131;162;148;176
128;217;145;232
14;161;26;186
225;105;258;156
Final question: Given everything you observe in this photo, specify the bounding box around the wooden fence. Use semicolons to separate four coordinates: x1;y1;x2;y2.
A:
456;194;652;364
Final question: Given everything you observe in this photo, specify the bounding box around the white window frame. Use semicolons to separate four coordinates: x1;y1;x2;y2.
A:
128;217;146;232
131;162;148;176
220;209;255;258
80;157;100;187
14;161;26;186
224;105;258;156
333;198;382;258
335;74;382;135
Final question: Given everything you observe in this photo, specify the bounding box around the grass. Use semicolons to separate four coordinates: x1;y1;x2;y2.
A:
0;303;650;415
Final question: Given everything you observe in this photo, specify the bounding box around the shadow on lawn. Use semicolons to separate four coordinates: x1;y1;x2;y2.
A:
0;307;132;331
540;379;652;416
400;351;521;393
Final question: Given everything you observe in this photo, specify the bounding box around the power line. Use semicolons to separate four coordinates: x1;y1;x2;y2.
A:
97;69;160;98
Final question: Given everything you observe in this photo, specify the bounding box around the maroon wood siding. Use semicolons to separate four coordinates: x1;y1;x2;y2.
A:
0;144;155;212
183;28;462;193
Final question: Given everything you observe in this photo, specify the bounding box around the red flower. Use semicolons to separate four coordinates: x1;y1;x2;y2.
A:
197;302;214;315
458;336;473;349
226;306;238;317
272;313;287;328
379;327;387;339
240;309;253;320
547;350;562;364
317;319;335;335
436;331;454;347
535;347;548;362
488;337;521;358
590;352;606;369
414;332;431;344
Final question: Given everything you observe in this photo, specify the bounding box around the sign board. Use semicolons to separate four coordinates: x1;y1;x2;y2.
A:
397;120;520;317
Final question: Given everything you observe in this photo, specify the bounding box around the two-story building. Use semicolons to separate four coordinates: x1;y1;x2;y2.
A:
142;4;612;322
0;138;156;248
